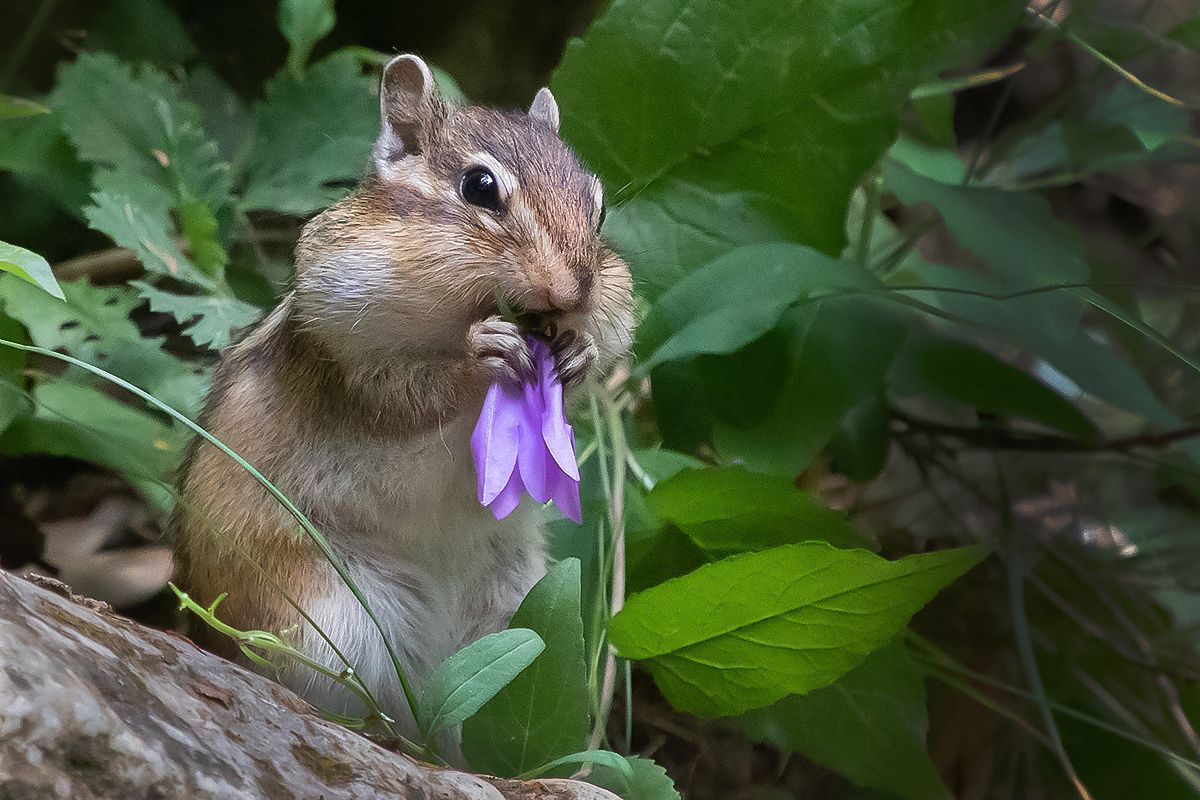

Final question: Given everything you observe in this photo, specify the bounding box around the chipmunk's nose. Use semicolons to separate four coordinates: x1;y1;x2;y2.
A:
527;267;590;314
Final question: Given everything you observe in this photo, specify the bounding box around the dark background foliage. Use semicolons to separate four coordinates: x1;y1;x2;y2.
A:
1;1;1199;798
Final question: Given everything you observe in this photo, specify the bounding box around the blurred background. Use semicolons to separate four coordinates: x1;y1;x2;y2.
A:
1;1;1199;798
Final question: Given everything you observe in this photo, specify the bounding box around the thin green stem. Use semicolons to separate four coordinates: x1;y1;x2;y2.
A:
995;461;1092;800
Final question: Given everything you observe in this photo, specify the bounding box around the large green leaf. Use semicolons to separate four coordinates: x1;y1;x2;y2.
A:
637;243;876;369
889;331;1099;440
645;466;866;554
552;0;1022;295
0;241;63;300
418;628;545;737
240;52;377;214
743;643;950;800
609;541;986;716
462;559;590;776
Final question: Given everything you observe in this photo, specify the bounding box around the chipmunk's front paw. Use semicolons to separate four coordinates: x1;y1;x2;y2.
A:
551;329;599;389
469;317;534;386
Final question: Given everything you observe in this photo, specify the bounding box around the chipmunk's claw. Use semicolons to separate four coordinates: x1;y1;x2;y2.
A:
469;317;535;386
551;329;598;389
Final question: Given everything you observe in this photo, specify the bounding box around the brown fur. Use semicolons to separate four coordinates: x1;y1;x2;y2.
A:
171;57;635;737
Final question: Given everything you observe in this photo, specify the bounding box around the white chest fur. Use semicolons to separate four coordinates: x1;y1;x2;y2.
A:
275;412;546;733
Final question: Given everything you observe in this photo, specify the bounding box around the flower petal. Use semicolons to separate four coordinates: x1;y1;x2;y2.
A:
547;459;582;524
516;380;550;503
471;381;522;505
533;341;580;481
489;466;525;520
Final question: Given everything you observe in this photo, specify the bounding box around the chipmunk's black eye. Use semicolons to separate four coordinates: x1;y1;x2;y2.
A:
460;167;502;212
597;203;607;232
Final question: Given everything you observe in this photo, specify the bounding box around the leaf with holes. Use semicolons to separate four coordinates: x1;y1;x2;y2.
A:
0;277;207;419
1;380;186;510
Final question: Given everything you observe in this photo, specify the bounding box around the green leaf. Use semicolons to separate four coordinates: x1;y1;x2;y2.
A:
178;200;228;276
882;159;1089;340
710;297;908;475
609;541;987;716
241;52;377;214
0;380;185;510
637;243;876;369
1166;17;1200;51
552;0;1022;296
0;241;64;300
889;332;1099;439
743;643;950;800
83;191;214;289
587;756;680;800
518;749;633;781
0;277;208;420
896;260;1177;429
914;92;957;149
419;628;545;737
51;53;232;212
183;66;252;167
279;0;337;76
646;466;866;554
0;95;48;119
827;393;891;482
131;282;261;350
629;448;704;485
462;559;591;776
1;277;142;364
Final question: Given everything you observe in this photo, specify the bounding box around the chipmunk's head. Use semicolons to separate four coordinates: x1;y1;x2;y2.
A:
294;54;633;365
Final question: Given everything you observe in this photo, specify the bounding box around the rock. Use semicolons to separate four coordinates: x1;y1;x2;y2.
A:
0;571;618;800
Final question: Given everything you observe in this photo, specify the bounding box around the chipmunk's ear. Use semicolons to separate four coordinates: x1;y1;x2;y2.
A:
527;87;559;133
374;54;445;167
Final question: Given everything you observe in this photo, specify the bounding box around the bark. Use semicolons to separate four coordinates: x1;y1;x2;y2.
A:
0;571;618;800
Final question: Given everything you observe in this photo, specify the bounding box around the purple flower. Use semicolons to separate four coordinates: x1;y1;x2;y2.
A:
471;336;582;523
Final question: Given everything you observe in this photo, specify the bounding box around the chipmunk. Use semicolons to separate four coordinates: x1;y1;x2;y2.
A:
172;55;635;745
